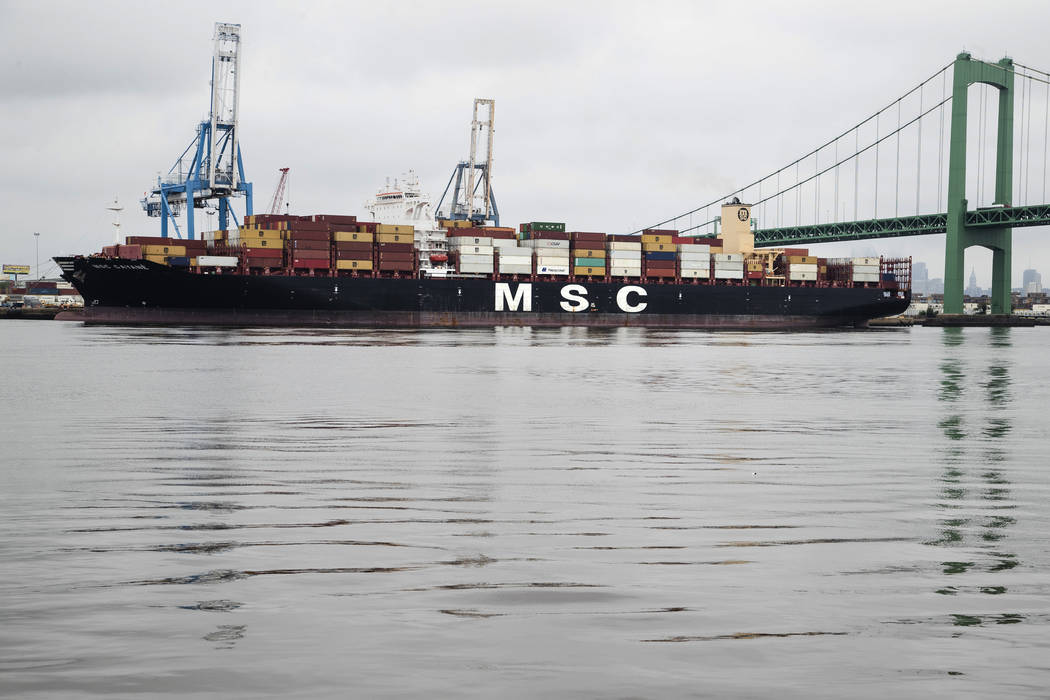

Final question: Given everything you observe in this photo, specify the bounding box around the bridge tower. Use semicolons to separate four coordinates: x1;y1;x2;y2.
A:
945;53;1014;314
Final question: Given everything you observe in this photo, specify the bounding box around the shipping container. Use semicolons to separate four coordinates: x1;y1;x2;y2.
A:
608;241;642;251
448;236;493;247
373;232;410;244
570;232;607;242
644;260;677;270
789;271;818;281
528;238;569;248
609;266;642;277
452;245;494;256
290;258;328;269
853;257;880;266
536;264;569;275
236;238;283;249
574;257;606;267
645;251;676;261
574;266;605;276
167;256;190;266
333;231;374;243
572;248;606;258
789;263;818;273
335;241;373;253
498;263;533;274
853;272;880;282
714;269;745;279
498;256;533;266
379;252;415;262
239;228;285;240
459;262;494;273
679;252;711;263
714;253;744;262
197;256;239;267
376;224;414;235
142;245;187;256
682;268;710;279
335;259;373;271
245;257;283;267
642;242;676;252
524;222;566;233
678;244;711;253
459;253;494;265
288;239;329;250
641;233;673;244
377;242;414;252
788;255;818;265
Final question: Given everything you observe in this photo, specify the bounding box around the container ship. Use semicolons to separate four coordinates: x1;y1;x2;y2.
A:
55;196;910;329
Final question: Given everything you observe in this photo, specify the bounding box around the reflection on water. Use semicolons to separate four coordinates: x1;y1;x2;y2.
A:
932;328;1020;616
2;322;1049;698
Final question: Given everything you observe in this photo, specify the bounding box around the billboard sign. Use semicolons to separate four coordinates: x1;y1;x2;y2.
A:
3;264;31;275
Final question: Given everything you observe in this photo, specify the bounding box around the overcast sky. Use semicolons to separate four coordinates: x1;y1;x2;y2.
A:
3;0;1050;285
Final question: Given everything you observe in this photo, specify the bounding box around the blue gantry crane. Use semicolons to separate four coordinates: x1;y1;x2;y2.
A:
437;99;500;227
141;23;253;240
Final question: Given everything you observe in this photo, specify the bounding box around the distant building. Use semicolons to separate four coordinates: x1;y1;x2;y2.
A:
965;267;982;298
913;262;929;295
1022;268;1042;295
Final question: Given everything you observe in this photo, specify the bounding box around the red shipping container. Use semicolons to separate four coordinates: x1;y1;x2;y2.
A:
125;236;207;249
314;215;357;224
643;261;676;270
245;257;283;267
335;241;373;253
288;239;329;250
291;257;329;269
336;251;373;261
530;231;571;240
287;230;330;241
607;234;641;243
378;260;414;271
571;232;607;242
379;252;414;262
746;270;764;279
290;248;329;260
643;229;678;236
377;242;413;252
485;230;516;240
117;244;143;259
782;248;809;257
290;221;328;232
102;245;119;257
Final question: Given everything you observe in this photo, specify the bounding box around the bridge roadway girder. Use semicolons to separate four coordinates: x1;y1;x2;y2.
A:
754;204;1050;247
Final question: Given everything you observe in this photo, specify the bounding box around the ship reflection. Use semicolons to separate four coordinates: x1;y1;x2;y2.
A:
932;328;1020;620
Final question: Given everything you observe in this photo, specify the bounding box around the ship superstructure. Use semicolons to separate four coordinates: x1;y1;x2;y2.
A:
364;171;453;277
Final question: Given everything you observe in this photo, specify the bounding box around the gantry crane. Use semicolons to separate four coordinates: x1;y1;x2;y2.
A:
141;23;253;239
267;168;290;215
437;99;499;226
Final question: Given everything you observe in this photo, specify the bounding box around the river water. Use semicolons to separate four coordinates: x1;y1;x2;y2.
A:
1;322;1048;698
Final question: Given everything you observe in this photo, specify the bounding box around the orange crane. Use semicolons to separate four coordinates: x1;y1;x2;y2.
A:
267;168;290;215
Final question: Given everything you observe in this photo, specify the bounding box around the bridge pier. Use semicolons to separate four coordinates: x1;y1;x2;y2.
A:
944;53;1014;315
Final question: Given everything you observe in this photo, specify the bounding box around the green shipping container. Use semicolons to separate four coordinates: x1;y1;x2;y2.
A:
574;257;606;267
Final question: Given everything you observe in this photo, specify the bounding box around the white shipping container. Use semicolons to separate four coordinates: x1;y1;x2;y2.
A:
528;239;569;248
609;254;642;263
713;261;744;271
682;268;710;278
448;236;492;247
853;257;880;266
853;272;880;282
451;245;494;256
679;252;711;263
608;241;642;251
714;253;744;262
536;264;570;275
609;267;642;277
498;263;533;274
197;255;239;267
789;271;818;281
495;244;531;255
680;263;711;272
678;244;711;253
498;256;533;266
459;253;494;265
714;269;745;279
536;252;571;263
459;263;494;274
852;264;879;274
789;263;818;273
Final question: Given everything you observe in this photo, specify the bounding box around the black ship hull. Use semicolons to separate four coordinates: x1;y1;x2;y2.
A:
55;257;910;329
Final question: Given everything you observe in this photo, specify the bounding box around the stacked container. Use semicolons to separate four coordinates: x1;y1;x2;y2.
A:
448;230;494;274
852;257;880;283
333;227;375;273
526;230;571;276
375;224;415;273
489;230;532;275
641;231;677;279
607;234;641;278
125;236;206;267
788;255;818;282
571;232;607;277
679;243;711;279
713;253;744;280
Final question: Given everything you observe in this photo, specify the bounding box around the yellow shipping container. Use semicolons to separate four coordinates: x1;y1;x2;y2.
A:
240;238;284;249
438;219;471;229
573;249;606;258
574;266;606;276
142;245;186;256
144;254;168;265
336;259;374;271
333;231;374;242
642;242;676;252
238;228;284;240
376;224;414;235
788;255;818;264
377;232;413;244
641;234;672;244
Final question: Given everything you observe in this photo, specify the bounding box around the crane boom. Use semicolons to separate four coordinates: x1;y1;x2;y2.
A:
268;168;290;215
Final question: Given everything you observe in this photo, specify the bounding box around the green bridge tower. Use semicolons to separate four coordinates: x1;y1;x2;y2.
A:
945;53;1014;314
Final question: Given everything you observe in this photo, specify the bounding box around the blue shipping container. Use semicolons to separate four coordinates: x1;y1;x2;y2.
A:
645;251;676;261
167;256;190;266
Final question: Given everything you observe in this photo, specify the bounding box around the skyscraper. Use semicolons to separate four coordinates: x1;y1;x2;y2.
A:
966;267;981;297
913;262;929;295
1023;268;1042;295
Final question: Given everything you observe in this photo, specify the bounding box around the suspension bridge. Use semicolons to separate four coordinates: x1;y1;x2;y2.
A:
643;53;1050;315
